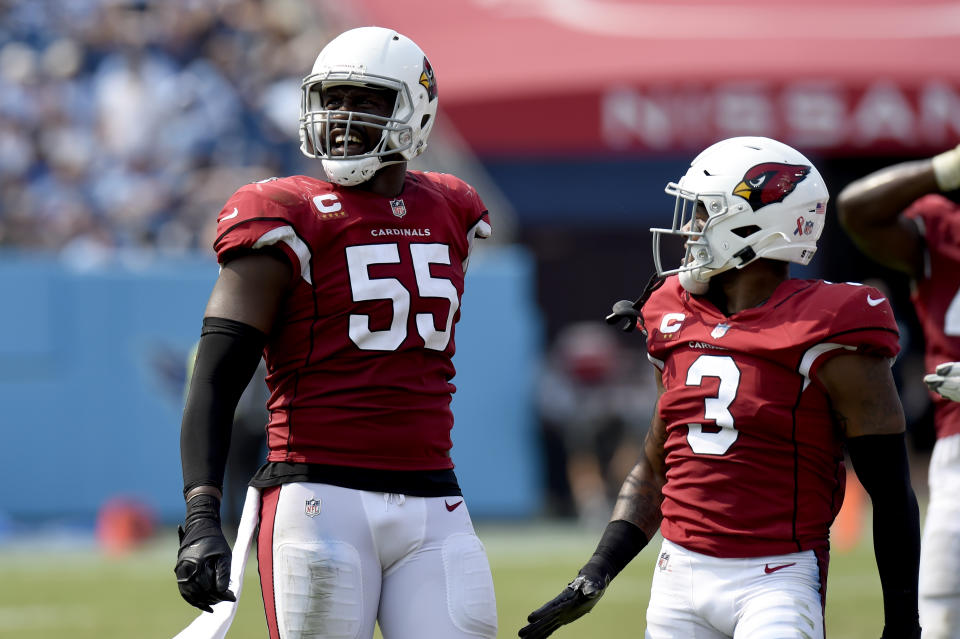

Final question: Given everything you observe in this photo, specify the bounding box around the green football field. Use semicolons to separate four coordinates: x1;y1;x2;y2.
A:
0;521;889;639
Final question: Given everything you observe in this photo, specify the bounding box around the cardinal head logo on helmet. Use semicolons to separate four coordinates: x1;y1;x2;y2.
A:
732;163;811;211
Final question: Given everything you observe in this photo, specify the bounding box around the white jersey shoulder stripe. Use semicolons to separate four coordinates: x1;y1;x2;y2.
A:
798;342;855;391
252;225;313;285
462;217;491;272
648;352;665;370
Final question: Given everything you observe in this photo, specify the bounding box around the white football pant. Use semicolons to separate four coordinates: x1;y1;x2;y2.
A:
919;433;960;639
645;538;825;639
257;482;497;639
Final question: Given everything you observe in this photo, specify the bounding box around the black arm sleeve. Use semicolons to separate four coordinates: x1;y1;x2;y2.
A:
180;317;267;498
581;519;650;584
845;433;921;635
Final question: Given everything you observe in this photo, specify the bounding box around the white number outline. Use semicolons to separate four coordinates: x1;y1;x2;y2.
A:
685;354;741;455
345;242;459;351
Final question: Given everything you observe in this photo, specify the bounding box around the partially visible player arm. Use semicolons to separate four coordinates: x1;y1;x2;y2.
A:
181;251;291;496
817;353;921;639
835;160;932;277
518;371;667;639
176;251;292;612
836;144;960;278
609;369;667;535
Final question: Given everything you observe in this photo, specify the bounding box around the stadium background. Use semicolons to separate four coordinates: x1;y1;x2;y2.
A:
0;1;957;637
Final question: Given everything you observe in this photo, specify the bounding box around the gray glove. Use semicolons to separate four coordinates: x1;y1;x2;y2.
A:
924;361;960;402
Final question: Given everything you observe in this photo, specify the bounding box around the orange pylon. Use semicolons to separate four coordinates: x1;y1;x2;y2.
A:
831;467;866;552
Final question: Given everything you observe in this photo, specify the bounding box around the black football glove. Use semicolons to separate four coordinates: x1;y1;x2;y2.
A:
174;494;235;613
605;300;640;333
604;273;665;334
518;566;608;639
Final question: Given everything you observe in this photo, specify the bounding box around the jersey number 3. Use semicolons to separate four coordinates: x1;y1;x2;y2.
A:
346;243;458;352
685;354;741;455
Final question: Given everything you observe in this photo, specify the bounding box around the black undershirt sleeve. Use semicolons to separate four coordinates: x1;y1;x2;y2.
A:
845;432;921;636
180;317;267;498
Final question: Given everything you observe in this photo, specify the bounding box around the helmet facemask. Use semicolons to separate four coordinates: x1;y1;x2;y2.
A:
300;74;412;186
298;27;439;186
652;184;753;294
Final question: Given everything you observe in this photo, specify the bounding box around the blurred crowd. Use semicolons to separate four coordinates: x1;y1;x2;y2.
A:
0;0;332;263
537;322;657;526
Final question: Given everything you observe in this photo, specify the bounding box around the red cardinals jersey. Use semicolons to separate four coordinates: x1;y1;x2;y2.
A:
643;277;900;558
213;171;490;471
905;194;960;439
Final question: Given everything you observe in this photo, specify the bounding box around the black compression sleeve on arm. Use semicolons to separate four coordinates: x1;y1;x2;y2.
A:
180;317;267;498
581;519;650;584
845;433;921;635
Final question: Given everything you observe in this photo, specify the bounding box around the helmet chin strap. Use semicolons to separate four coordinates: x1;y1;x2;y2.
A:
322;153;410;186
678;243;763;294
679;268;710;295
321;156;382;186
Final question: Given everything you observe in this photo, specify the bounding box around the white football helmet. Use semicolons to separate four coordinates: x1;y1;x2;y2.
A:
299;26;439;186
651;136;829;294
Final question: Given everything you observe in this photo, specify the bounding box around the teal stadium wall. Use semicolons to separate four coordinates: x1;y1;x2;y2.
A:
0;247;543;523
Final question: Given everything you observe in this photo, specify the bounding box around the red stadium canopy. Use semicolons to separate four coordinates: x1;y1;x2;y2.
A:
350;0;960;156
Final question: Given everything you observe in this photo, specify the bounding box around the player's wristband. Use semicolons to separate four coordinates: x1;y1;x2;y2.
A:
581;519;649;584
181;494;224;542
932;143;960;191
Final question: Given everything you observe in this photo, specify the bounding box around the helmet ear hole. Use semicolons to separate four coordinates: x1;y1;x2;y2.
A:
731;225;761;238
421;114;431;128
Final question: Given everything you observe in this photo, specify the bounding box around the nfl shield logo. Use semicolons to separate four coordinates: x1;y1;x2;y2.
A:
389;198;407;218
305;498;321;518
658;551;671;571
711;323;730;339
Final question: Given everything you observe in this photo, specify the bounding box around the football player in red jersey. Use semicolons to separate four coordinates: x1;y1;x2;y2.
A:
838;144;960;639
173;27;497;639
520;137;921;639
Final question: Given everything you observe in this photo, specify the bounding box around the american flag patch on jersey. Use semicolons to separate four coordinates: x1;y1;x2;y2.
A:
390;198;407;218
